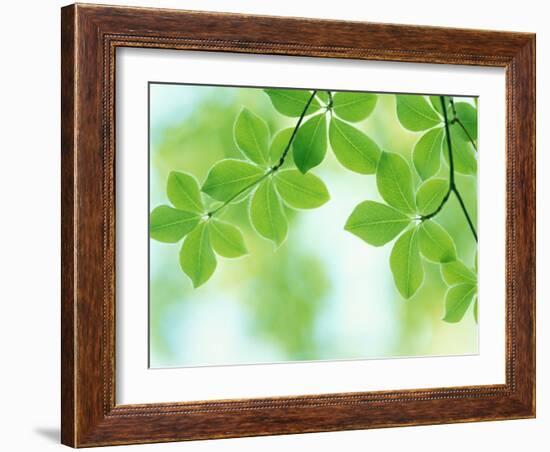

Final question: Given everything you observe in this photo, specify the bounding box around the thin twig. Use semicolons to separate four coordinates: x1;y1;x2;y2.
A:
449;98;477;152
208;89;318;217
272;90;318;171
421;96;478;243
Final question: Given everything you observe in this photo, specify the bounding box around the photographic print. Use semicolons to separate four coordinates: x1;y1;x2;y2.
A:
61;6;536;445
148;84;479;368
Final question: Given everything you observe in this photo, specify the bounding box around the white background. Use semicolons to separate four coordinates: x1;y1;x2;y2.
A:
0;0;545;451
117;49;505;404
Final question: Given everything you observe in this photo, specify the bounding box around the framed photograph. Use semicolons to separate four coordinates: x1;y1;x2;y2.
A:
61;3;535;447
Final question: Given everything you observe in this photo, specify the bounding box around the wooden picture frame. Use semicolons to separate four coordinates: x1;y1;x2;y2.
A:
61;3;535;447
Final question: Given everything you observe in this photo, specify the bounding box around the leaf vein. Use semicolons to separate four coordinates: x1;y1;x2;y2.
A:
389;158;415;213
403;99;440;124
205;173;262;190
448;285;476;318
150;216;198;231
334;120;377;166
276;177;322;200
348;219;408;229
174;176;202;212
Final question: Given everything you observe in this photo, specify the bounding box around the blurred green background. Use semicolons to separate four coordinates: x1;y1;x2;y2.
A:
149;83;478;368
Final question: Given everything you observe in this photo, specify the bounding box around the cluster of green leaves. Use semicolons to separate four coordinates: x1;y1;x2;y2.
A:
441;258;478;322
150;88;479;324
150;171;248;288
203;105;332;244
406;95;478;178
345;94;478;323
150;94;333;287
265;89;380;175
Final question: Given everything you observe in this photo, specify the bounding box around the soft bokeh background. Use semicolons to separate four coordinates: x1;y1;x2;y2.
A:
149;83;478;368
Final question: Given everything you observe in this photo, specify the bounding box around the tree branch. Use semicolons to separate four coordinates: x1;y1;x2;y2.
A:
272;89;318;171
207;171;271;217
449;98;478;152
208;89;318;217
453;188;478;242
421;96;478;243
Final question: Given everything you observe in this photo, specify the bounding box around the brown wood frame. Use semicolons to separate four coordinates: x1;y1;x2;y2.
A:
61;3;536;447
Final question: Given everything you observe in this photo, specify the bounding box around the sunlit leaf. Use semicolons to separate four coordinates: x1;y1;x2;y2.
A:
376;152;416;215
441;260;476;286
445;124;477;175
473;296;478;323
274;169;330;209
443;283;476;323
418;220;457;263
390;227;424;299
202;159;265;202
332;92;377;122
429;95;451;117
249;178;288;246
415;178;448;216
345;201;411;246
269;127;294;167
166;171;204;214
234;108;270;165
413;127;444;180
454;102;478;142
329;117;380;174
396;95;442;131
293;113;327;173
316;91;331;104
208;219;248;258
149;205;200;243
179;222;217;288
264;89;321;117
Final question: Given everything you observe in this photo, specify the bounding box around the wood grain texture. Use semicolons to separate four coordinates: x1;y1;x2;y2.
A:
60;3;536;447
60;5;76;447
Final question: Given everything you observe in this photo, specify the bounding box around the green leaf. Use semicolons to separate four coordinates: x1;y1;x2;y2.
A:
332;92;377;122
415;178;448;216
149;205;200;243
454;102;478;142
208;219;248;258
329;117;380;174
430;96;442;115
473;297;478;323
293;113;327;173
441;260;476;286
179;222;217;288
166;171;204;213
390;227;424;299
316;91;331;104
445;124;477;175
376;152;416;215
429;95;451;117
202;159;265;202
345;201;411;246
443;283;476;323
396;95;442;131
249;178;288;246
413;127;444;180
264;89;321;117
418;220;457;263
269;127;294;167
234;108;270;165
274;169;330;209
